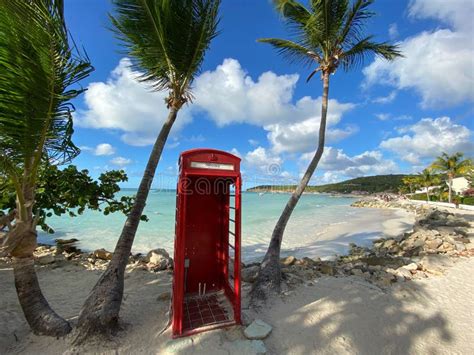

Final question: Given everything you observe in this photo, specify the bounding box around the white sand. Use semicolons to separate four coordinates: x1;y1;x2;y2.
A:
1;206;473;354
281;208;414;260
1;257;473;354
263;257;474;354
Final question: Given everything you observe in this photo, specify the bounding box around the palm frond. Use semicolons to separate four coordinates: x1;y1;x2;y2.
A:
309;0;349;56
273;0;312;38
257;38;314;67
0;0;93;180
263;0;402;77
338;0;374;47
431;152;472;176
110;0;220;98
340;36;402;70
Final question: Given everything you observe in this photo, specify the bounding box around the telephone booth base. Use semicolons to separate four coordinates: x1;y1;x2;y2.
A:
178;290;236;337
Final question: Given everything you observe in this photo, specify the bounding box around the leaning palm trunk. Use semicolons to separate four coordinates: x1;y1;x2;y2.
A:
251;72;330;302
13;256;71;336
74;108;178;340
7;185;71;336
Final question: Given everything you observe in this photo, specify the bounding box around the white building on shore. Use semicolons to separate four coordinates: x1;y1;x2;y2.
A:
450;177;469;195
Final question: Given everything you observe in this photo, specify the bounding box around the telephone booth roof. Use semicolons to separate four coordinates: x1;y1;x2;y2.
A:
179;149;241;177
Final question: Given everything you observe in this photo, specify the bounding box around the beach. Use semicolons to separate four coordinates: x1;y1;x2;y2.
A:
2;199;474;354
1;233;473;354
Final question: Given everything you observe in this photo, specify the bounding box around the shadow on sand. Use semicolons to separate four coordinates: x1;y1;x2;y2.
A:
261;275;452;354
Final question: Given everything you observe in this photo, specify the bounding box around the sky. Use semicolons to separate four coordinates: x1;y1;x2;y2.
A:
64;0;474;189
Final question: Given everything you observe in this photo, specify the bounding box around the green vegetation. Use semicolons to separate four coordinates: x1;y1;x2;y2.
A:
431;152;472;203
400;152;473;204
1;164;139;234
248;174;410;194
463;197;474;206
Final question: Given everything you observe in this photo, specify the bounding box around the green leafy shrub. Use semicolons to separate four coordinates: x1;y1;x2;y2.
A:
462;196;474;205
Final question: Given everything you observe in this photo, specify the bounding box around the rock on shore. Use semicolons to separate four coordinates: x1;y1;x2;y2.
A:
351;194;425;213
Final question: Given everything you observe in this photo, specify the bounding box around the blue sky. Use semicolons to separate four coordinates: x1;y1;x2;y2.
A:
65;0;473;189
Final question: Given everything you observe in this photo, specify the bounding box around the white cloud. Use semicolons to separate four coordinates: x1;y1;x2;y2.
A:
394;115;412;121
375;113;390;121
301;147;399;180
76;58;355;152
318;171;343;184
75;58;192;146
373;91;397;104
230;148;241;158
193;59;299;126
187;134;205;143
94;143;115;156
110;156;132;167
167;141;180;149
248;139;259;146
376;113;412;121
408;0;473;32
265;98;355;154
380;116;473;164
388;23;399;40
193;58;355;153
363;0;474;108
326;125;360;142
244;147;283;176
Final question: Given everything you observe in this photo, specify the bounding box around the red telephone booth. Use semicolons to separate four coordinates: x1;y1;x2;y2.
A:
172;149;242;337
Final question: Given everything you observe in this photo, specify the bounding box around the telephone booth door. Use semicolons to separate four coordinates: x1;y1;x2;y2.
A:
172;149;242;337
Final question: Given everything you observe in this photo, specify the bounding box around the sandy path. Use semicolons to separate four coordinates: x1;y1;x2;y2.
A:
1;255;473;354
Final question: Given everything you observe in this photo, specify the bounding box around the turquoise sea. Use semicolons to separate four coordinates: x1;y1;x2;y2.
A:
37;190;384;262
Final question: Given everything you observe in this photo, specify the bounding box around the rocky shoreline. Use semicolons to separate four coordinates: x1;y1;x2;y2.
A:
350;193;427;212
0;241;174;274
251;198;473;294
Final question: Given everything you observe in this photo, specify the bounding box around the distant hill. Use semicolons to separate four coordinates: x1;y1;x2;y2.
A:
247;174;412;194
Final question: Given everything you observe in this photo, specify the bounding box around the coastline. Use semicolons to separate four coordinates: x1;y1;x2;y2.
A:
278;207;414;261
33;198;416;263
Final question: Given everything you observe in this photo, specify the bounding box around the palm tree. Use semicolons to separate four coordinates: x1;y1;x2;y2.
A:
402;176;418;194
431;152;472;203
75;0;221;340
465;166;474;188
416;169;440;202
251;0;402;301
0;0;93;336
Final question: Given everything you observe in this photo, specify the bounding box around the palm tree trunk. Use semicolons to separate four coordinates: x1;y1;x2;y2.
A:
250;72;330;304
74;107;179;342
13;255;72;336
11;183;71;336
448;176;453;203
